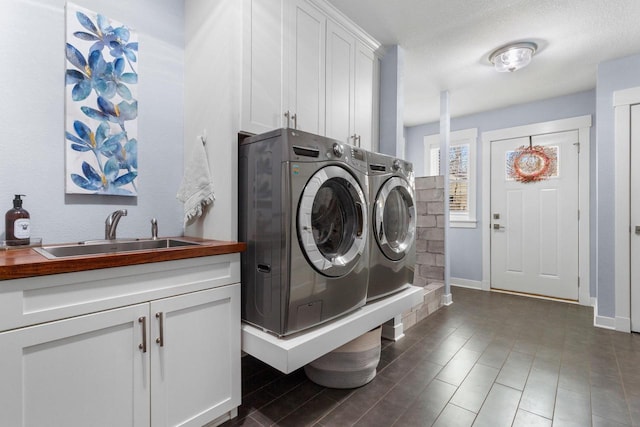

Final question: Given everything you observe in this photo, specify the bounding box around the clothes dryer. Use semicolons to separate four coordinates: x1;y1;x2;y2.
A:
366;151;416;301
239;128;369;336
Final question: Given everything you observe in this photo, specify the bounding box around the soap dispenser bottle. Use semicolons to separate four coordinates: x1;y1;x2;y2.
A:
5;194;30;246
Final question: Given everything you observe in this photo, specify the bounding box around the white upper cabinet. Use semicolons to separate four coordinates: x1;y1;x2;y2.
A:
286;0;326;135
241;0;380;149
325;21;377;151
353;41;376;151
325;20;355;144
241;0;286;134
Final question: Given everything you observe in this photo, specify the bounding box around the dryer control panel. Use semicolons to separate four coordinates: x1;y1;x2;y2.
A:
348;147;368;173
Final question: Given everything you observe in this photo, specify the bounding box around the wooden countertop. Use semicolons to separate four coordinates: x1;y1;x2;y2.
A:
0;237;246;280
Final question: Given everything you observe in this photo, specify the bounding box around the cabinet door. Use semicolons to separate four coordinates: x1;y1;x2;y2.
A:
241;0;286;134
0;304;150;427
354;41;376;151
287;0;326;134
325;21;355;145
150;284;241;427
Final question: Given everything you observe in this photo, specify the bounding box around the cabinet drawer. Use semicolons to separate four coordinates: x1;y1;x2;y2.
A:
0;254;240;332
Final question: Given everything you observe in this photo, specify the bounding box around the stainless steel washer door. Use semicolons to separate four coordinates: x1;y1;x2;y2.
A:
374;177;416;261
298;165;367;277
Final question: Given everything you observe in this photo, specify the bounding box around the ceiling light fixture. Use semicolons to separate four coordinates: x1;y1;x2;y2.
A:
489;42;538;72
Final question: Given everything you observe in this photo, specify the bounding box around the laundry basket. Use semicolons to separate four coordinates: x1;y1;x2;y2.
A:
304;326;382;388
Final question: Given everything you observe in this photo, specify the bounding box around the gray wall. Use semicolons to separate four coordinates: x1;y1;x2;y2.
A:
0;0;185;244
595;53;640;317
379;45;404;157
404;90;596;296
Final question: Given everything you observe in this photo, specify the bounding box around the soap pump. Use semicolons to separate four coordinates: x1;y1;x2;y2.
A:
5;194;30;246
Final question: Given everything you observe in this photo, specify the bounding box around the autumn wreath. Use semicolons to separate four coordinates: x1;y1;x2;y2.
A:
512;145;552;183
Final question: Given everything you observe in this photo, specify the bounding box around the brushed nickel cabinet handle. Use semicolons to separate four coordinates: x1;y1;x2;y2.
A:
155;312;164;347
292;113;297;129
138;316;147;353
284;111;290;128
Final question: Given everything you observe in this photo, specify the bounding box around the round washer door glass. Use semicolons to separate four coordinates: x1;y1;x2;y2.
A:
374;176;416;261
298;165;367;277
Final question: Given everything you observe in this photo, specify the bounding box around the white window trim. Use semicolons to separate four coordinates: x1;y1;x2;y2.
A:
424;128;478;228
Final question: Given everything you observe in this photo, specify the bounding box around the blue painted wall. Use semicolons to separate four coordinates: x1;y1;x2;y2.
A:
379;45;404;157
404;90;596;295
0;0;185;244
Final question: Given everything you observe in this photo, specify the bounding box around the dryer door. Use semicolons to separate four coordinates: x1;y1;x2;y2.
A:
374;176;416;261
298;165;368;277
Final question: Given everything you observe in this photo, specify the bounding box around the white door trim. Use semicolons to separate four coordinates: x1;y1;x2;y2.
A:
481;115;592;306
612;87;640;333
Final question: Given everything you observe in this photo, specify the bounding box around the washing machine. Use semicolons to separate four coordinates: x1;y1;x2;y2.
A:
239;128;369;336
366;151;416;302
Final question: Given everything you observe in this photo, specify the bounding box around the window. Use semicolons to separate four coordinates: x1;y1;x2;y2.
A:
424;128;477;228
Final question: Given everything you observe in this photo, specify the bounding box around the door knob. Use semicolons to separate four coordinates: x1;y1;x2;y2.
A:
493;224;505;230
635;226;640;235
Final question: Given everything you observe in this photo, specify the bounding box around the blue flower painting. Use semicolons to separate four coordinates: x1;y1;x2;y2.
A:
65;3;138;196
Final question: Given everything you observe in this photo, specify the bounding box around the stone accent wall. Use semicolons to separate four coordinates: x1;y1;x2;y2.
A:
402;176;446;331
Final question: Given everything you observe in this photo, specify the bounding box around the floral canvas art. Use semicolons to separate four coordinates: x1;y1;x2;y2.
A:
65;3;138;195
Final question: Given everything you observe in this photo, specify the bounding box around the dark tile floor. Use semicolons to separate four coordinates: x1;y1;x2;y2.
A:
223;287;640;427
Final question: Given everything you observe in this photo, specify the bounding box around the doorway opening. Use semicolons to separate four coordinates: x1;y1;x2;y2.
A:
481;116;592;306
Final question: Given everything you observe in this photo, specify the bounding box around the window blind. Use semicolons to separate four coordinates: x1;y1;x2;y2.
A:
430;144;469;213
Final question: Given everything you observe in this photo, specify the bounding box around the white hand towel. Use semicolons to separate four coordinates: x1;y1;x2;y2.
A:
176;138;215;224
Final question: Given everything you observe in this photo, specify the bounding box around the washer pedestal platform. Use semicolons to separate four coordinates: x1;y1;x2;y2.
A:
241;285;423;374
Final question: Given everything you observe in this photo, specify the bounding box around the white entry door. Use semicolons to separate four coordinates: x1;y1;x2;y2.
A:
490;131;580;300
630;104;640;332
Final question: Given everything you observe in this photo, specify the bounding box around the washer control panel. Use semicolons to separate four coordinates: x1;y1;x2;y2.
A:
351;147;365;162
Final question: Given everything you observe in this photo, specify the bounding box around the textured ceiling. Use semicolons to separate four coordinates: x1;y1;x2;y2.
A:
327;0;640;126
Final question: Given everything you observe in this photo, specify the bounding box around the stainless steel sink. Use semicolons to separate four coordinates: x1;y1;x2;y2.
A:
34;238;201;259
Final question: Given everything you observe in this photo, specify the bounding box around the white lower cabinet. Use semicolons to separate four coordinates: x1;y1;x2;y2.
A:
0;304;150;427
151;285;240;427
0;284;240;427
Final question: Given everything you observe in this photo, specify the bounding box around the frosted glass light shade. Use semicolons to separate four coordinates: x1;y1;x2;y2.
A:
490;42;537;72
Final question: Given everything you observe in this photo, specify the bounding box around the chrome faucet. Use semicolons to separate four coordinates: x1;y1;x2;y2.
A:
105;209;127;240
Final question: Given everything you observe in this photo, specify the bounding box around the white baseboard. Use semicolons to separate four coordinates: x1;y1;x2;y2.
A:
451;277;483;290
591;298;630;332
594;315;616;330
381;315;405;341
616;316;631;333
441;293;453;306
592;298;616;330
